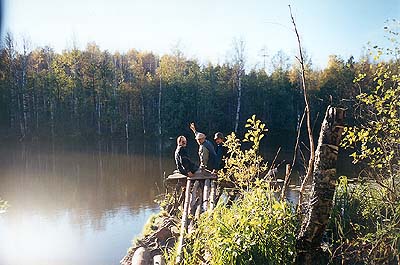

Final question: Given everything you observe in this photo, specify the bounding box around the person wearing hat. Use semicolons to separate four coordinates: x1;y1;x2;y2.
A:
213;132;228;170
190;123;217;170
174;135;199;177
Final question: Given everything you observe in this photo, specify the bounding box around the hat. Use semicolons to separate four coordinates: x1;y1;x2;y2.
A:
214;132;224;140
195;132;206;140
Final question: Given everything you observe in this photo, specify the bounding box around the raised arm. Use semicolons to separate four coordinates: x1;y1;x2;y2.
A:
190;122;197;135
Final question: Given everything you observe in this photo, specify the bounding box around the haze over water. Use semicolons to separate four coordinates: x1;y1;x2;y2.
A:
0;140;175;265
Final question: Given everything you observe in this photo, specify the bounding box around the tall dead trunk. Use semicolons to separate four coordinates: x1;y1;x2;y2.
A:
21;45;28;138
288;6;315;208
232;39;245;133
296;106;345;264
234;76;242;133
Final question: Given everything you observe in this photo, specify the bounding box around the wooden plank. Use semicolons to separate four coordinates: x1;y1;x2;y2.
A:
166;171;217;181
166;172;186;180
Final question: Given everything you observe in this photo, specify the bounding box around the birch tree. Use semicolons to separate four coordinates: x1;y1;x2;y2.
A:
232;38;246;133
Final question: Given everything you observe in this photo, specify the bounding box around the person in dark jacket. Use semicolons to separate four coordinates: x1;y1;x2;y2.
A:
175;135;198;177
190;123;217;170
213;132;228;170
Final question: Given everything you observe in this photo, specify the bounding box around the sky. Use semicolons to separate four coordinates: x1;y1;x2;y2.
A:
2;0;399;69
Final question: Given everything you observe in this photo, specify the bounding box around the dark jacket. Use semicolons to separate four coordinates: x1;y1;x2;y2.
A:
202;139;217;170
175;145;198;175
215;143;228;170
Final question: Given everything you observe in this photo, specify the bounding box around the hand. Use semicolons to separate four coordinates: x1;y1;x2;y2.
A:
187;171;194;177
190;122;196;133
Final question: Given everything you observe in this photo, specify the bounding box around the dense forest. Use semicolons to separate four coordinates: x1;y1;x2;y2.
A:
0;33;373;144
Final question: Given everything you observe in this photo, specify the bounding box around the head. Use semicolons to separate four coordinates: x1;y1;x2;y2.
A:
214;132;224;144
195;132;206;145
177;135;187;147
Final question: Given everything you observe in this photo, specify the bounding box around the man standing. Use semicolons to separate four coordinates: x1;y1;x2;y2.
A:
213;132;228;170
175;135;198;177
190;123;217;170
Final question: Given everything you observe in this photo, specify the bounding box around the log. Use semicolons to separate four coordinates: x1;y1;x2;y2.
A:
175;179;192;264
188;181;201;231
189;180;200;215
203;179;211;211
296;106;345;264
209;180;216;211
195;185;203;220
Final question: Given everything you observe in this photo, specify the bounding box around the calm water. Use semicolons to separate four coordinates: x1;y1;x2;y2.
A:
0;140;176;265
0;138;353;265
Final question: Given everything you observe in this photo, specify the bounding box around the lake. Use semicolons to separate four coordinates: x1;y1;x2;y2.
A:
0;140;176;265
0;138;352;265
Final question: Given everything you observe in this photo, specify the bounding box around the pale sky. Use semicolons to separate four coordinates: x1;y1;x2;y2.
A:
2;0;400;69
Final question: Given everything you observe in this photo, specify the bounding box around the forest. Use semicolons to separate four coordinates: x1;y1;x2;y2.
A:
0;33;367;145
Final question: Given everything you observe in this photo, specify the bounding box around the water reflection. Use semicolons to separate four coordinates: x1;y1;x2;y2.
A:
0;139;353;264
0;140;176;265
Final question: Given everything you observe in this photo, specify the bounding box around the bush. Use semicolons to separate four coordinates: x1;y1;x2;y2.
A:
219;115;269;188
329;176;400;264
181;180;297;265
336;21;400;264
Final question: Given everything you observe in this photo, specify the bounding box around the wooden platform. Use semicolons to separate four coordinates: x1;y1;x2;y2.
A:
167;171;218;181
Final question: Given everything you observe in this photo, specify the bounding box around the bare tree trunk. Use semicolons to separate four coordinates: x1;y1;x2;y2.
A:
296;106;345;264
19;39;31;139
5;33;16;132
288;5;315;209
234;76;242;133
232;38;245;133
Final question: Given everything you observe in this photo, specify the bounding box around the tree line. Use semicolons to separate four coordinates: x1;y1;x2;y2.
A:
0;33;377;145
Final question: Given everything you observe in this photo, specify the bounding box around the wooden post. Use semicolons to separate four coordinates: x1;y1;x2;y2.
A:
189;180;200;231
176;179;192;264
203;179;211;212
189;180;200;215
296;106;345;264
209;180;216;211
286;164;291;177
280;164;291;200
195;186;203;220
